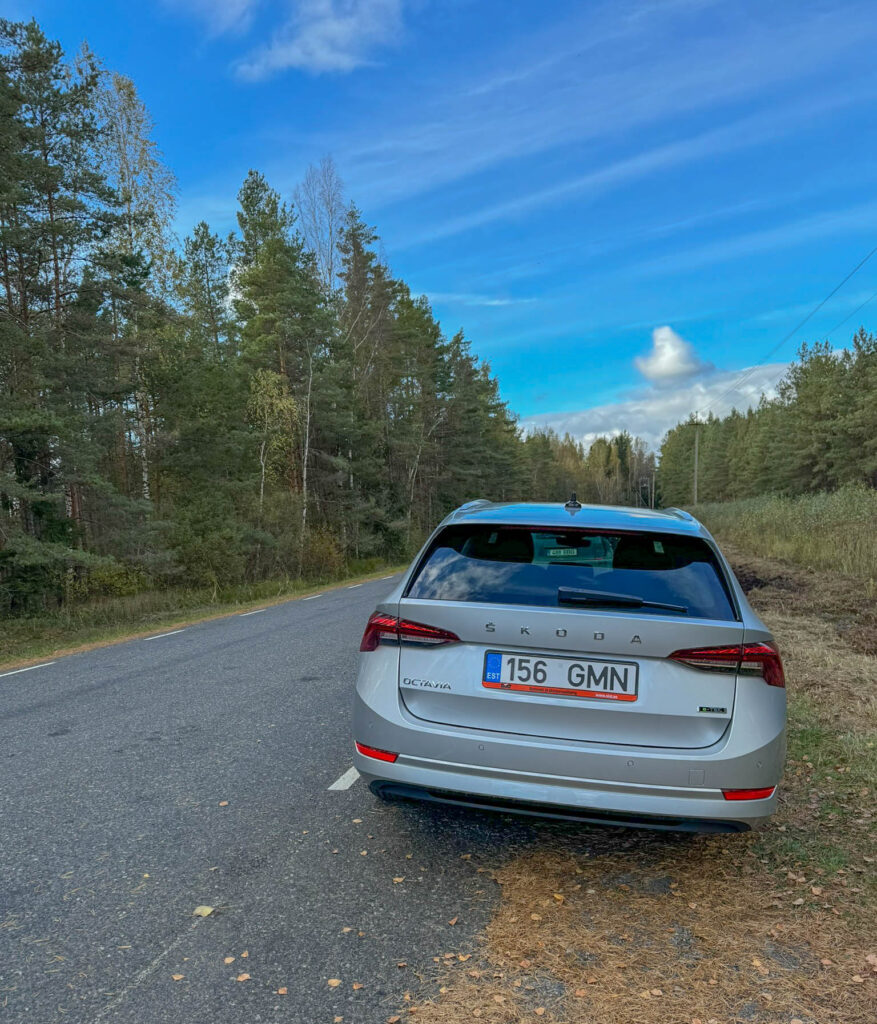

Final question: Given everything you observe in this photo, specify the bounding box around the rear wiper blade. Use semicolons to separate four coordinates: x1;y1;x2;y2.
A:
557;587;688;614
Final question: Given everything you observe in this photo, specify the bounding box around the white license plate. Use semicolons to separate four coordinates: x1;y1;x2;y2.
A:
482;651;639;702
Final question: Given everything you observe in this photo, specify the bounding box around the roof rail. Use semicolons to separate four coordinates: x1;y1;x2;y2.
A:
456;499;493;512
662;506;696;522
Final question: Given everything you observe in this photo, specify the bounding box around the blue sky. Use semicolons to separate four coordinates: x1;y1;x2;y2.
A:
12;0;877;447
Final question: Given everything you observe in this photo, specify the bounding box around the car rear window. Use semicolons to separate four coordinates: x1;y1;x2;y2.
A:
405;525;737;620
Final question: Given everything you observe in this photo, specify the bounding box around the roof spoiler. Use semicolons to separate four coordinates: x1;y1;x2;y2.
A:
662;507;696;522
454;499;493;514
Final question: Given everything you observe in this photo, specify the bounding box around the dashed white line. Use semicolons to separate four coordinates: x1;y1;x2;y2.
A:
239;609;266;617
328;767;361;791
346;583;363;590
381;574;395;579
145;629;186;641
0;661;56;679
303;594;322;600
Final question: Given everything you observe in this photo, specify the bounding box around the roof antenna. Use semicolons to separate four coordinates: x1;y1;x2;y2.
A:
564;492;582;511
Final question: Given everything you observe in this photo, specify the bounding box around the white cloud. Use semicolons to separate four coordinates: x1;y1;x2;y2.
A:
634;325;712;383
425;292;537;309
164;0;256;35
521;362;788;451
235;0;405;78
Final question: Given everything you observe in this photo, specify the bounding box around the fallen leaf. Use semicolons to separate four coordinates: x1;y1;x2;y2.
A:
553;893;564;903
388;1018;401;1023
651;988;663;997
360;850;368;856
448;916;458;926
393;877;404;884
218;801;228;807
574;988;587;997
276;987;287;995
851;975;865;984
397;961;407;968
236;973;250;982
240;951;249;958
535;1009;545;1016
171;973;184;981
353;982;363;990
193;905;214;917
458;954;471;962
223;956;235;964
811;886;824;895
342;927;352;933
792;897;804;906
352;818;362;823
328;978;342;987
493;994;504;1003
530;914;541;921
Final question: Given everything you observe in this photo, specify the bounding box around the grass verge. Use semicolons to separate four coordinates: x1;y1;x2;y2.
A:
0;561;404;671
397;545;876;1024
691;484;877;581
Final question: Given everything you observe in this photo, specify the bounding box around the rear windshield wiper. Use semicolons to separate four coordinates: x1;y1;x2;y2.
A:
557;587;688;614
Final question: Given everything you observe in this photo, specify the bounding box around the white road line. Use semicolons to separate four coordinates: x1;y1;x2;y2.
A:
92;929;192;1022
239;609;266;616
346;583;363;589
303;594;322;600
328;767;360;791
145;629;186;641
381;574;395;579
0;661;56;679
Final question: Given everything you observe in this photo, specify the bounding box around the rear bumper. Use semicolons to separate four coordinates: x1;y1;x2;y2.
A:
368;780;752;832
353;686;785;831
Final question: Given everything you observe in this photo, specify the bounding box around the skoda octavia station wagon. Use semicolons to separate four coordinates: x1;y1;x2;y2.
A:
352;499;786;832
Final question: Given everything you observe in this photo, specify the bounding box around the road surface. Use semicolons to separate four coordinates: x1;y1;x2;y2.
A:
1;576;579;1024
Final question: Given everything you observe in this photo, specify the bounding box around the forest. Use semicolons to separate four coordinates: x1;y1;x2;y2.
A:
0;20;654;616
657;330;877;505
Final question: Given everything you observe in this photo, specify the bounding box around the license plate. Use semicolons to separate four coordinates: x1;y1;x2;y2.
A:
482;651;639;702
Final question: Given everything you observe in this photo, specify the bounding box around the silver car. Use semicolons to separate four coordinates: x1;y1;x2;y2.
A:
352;499;786;832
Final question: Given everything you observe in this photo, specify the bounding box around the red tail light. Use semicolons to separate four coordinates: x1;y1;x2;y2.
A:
355;741;398;763
669;642;785;687
359;612;460;652
722;786;776;801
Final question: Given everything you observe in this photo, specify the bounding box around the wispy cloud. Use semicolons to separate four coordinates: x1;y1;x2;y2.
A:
235;0;406;78
424;292;537;309
341;0;877;208
164;0;257;36
628;201;877;280
522;362;788;451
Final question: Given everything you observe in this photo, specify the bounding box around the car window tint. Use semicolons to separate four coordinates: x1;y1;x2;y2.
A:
406;525;736;620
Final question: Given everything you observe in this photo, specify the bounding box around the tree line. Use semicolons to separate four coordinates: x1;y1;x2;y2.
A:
0;20;654;615
658;330;877;506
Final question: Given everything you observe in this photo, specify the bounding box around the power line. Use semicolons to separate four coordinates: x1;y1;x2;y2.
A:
696;242;877;420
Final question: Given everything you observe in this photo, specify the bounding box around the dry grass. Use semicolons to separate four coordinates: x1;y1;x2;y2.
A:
395;547;877;1024
692;486;877;581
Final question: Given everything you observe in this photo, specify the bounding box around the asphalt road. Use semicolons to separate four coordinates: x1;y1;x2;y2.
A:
0;577;533;1024
1;576;657;1024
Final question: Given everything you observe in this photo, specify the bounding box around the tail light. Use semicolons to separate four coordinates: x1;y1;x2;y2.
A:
669;642;785;688
359;612;460;652
722;786;776;801
355;741;398;763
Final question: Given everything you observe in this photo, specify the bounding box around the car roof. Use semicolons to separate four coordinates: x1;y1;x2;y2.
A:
446;501;707;536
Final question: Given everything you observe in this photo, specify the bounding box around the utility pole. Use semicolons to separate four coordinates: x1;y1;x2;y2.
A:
692;415;700;506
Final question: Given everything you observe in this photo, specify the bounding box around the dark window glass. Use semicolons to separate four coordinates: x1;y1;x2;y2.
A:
406;525;736;620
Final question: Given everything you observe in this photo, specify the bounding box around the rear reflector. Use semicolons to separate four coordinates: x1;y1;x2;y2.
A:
722;786;776;801
359;612;460;652
355;741;398;763
669;642;785;687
